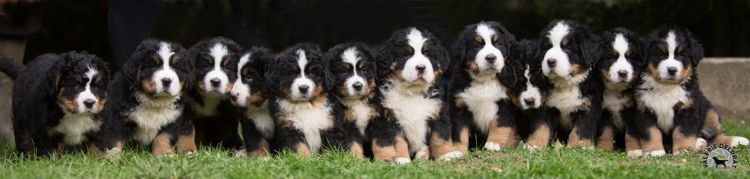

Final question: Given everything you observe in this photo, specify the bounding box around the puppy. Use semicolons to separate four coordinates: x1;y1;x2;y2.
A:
326;42;379;159
635;27;749;157
507;40;551;150
538;20;603;147
228;47;275;157
266;43;337;155
374;27;454;163
95;39;195;156
0;52;108;156
447;21;517;155
186;37;243;150
594;28;642;153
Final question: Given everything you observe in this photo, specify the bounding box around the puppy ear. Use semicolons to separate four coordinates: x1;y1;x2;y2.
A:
450;28;469;72
685;31;704;67
374;41;396;81
580;33;602;68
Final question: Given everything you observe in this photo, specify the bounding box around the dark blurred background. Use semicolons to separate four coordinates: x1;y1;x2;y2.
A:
1;0;749;65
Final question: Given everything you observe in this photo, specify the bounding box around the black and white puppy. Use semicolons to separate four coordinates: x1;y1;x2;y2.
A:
228;47;275;157
507;40;551;150
538;20;603;147
0;52;108;156
186;37;243;150
634;27;749;157
448;21;517;155
594;28;642;154
374;27;454;163
266;43;337;155
326;42;380;159
95;39;195;156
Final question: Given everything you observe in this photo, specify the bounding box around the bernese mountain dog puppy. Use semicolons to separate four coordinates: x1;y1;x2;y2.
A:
538;20;604;147
0;52;108;156
447;21;518;155
634;27;749;157
266;43;338;155
186;37;243;150
95;39;195;156
594;28;643;153
506;40;552;150
326;42;380;159
373;27;454;163
228;47;275;157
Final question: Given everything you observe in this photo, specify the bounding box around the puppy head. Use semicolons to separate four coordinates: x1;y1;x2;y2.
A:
124;39;190;99
267;43;330;102
508;40;547;110
453;21;515;78
377;27;449;87
229;47;273;107
598;28;641;84
539;20;600;83
189;37;241;95
644;26;703;84
327;43;376;99
55;51;109;114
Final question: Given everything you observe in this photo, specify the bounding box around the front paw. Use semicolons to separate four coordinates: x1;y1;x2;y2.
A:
731;136;750;146
414;148;430;160
626;150;643;157
438;151;464;161
645;150;666;157
483;142;503;151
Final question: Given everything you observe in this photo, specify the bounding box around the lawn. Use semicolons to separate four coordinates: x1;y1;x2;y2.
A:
1;120;749;178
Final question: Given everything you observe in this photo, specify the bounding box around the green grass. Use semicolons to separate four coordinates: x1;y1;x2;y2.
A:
2;120;749;178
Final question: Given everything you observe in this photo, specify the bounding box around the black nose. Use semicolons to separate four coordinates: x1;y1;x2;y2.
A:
485;54;496;64
298;85;309;94
161;78;172;87
352;82;364;91
524;98;535;106
210;78;221;87
83;99;96;109
617;70;628;79
547;59;557;68
667;67;678;76
415;64;426;73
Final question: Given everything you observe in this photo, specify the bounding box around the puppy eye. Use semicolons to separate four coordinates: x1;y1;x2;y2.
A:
676;46;685;54
95;76;103;84
405;46;414;54
308;66;321;75
171;56;179;64
422;43;431;53
658;44;668;54
611;50;618;57
222;57;231;66
475;35;483;44
492;35;499;43
561;38;570;47
343;63;352;71
241;67;250;76
152;54;162;65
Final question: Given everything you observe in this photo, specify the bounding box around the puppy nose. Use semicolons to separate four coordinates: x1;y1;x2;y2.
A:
524;97;535;106
161;78;172;86
298;85;310;94
415;64;426;73
617;70;628;79
210;78;221;87
547;59;557;68
83;99;96;109
667;67;677;76
485;54;496;64
352;82;364;91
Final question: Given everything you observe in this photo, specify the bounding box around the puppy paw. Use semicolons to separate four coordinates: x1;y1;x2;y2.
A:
438;151;464;161
731;136;750;146
696;138;708;149
233;149;247;157
483;142;502;151
414;148;430;160
645;150;666;157
394;157;411;164
522;144;538;152
626;150;643;157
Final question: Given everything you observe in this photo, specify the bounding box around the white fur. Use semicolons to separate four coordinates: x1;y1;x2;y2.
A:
456;77;507;134
342;99;374;135
245;101;274;138
484;141;502;151
395;157;411;164
603;83;631;130
520;66;542;109
230;53;253;107
438;151;464;161
608;34;635;83
696;138;707;149
657;31;684;81
153;42;182;96
626;149;643;157
401;28;436;83
474;23;505;72
203;43;230;93
277;99;332;153
129;93;183;145
646;149;666;157
53;112;101;144
414;147;430;159
731;136;750;146
290;49;316;101
542;22;573;78
342;47;367;97
76;67;100;113
545;71;590;130
381;79;441;153
638;75;690;132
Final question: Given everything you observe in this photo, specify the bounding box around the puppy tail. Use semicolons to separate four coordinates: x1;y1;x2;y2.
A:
0;56;26;80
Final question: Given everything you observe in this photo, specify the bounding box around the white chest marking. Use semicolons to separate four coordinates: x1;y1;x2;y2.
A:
546;80;586;130
456;78;507;134
129;93;183;145
638;76;689;132
342;99;374;135
382;81;441;152
278;99;332;153
603;86;631;130
245;101;274;138
54;113;101;145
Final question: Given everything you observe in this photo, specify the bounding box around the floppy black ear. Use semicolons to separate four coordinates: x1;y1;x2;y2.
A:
374;41;396;82
580;33;602;69
450;28;470;72
686;32;704;67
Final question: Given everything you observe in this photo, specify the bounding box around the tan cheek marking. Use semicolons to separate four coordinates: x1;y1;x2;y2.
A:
350;141;364;160
371;139;397;162
151;133;175;156
679;65;693;82
176;126;197;153
57;89;78;112
141;79;157;94
647;63;660;80
596;126;616;151
485;119;517;148
510;94;522;109
671;126;698;152
466;60;479;73
600;69;612;82
569;64;583;76
527;123;551;149
642;126;664;152
96;99;106;112
248;91;265;104
225;82;234;94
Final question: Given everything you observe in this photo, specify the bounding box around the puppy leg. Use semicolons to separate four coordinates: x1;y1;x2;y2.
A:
394;135;411;164
175;126;197;154
526;122;551;149
349;141;364;160
596;125;616;151
485;119;516;151
703;109;750;147
642;126;665;157
672;127;698;154
371;138;398;163
152;132;175;156
624;131;642;157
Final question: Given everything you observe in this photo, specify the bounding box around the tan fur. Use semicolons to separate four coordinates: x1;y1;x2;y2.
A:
295;142;311;156
596;126;616;151
527;123;551;148
600;69;612;82
141;79;157;94
703;109;733;145
394;135;410;159
175;127;197;153
567;127;593;147
57;89;78;112
646;64;660;81
454;127;470;153
429;132;454;158
486;120;516;147
248;139;271;157
371;139;397;162
679;65;693;83
671;127;698;152
151;133;174;156
624;132;641;152
642;126;664;152
569;64;584;76
350;141;364;159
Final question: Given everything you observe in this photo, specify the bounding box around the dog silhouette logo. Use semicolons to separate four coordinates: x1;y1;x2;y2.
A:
702;144;738;168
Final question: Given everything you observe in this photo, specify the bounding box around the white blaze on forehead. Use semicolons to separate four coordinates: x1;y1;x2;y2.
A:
76;66;100;113
407;28;427;51
157;42;175;62
474;23;505;73
341;47;361;66
342;47;367;96
666;31;677;59
609;34;634;82
542;22;573;78
297;49;309;77
203;43;231;93
153;42;181;95
400;28;436;83
657;31;684;80
290;49;315;100
230;53;252;106
548;22;570;48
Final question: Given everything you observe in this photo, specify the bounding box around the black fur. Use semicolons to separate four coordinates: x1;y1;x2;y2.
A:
506;39;552;147
231;47;276;156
